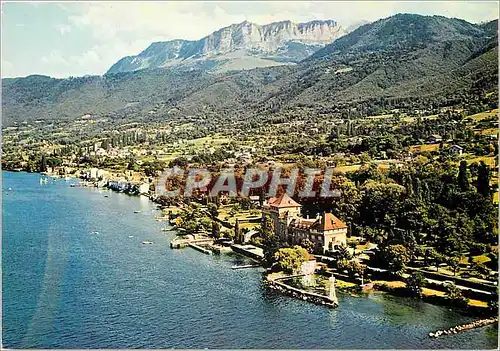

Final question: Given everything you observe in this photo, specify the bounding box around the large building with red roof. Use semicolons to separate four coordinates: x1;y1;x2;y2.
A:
262;193;348;254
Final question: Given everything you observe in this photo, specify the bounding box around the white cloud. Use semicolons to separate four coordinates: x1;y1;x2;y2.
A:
41;50;68;66
55;24;71;35
2;59;14;77
4;1;499;78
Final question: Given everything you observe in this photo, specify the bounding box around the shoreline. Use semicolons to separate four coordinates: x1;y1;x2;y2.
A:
3;170;497;320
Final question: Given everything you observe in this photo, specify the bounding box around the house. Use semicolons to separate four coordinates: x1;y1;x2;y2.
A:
138;183;150;195
449;144;463;155
428;134;442;143
262;193;348;254
249;195;261;205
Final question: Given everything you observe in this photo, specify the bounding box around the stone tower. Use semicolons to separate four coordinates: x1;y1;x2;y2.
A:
328;275;338;305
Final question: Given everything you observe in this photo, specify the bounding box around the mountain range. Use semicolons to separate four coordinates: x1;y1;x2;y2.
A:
107;19;347;74
2;14;498;126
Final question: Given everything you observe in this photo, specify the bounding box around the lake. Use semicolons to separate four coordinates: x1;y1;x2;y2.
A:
2;171;497;349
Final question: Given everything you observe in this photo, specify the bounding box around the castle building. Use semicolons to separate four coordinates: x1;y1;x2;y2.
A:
262;193;348;254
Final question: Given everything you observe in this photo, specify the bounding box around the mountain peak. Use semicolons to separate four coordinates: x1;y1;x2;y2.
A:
309;13;488;61
107;19;347;74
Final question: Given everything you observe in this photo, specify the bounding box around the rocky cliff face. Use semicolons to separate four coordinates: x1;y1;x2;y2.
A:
107;19;347;74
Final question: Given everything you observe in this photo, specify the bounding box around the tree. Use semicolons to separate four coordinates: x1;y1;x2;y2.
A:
444;282;469;308
274;246;310;274
487;289;498;313
300;238;314;253
184;220;198;234
126;156;138;171
349;260;366;278
38;154;47;172
405;272;426;298
476;161;491;197
380;244;410;273
457;161;469;191
211;222;221;239
447;256;461;276
333;244;352;260
207;203;219;217
260;216;278;267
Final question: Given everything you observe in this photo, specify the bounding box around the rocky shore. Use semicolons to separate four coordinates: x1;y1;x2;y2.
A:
429;317;498;338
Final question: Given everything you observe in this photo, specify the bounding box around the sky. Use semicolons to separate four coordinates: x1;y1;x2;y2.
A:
1;1;498;78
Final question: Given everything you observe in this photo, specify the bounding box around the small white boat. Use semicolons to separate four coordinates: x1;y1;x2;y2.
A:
142;241;153;245
65;177;71;181
134;210;141;213
128;235;134;238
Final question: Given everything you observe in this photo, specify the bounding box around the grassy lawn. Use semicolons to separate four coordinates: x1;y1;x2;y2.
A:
465;155;495;168
409;143;440;152
402;114;439;123
469;109;498;122
356;243;371;251
335;279;358;288
472;255;491;264
474;128;498;136
373;280;406;289
334;164;361;173
365;114;394;120
184;134;231;150
334;163;395;174
422;288;488;307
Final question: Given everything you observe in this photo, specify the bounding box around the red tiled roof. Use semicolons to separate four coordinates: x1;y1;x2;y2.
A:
267;192;301;208
310;213;347;231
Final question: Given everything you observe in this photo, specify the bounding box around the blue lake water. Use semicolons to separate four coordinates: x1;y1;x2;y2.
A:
2;171;498;349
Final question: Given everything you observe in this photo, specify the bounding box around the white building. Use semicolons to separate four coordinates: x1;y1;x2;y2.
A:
262;193;348;254
449;145;464;155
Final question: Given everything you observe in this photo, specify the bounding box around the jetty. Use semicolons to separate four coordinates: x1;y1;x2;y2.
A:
188;243;211;255
231;264;261;270
428;317;498;338
170;237;214;249
267;274;339;308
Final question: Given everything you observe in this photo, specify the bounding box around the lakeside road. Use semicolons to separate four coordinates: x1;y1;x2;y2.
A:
2;171;498;349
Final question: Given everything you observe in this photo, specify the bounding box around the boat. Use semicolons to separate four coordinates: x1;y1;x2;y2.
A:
161;228;170;232
39;178;48;184
128;235;134;238
142;241;153;245
65;177;71;181
104;195;109;198
134;210;141;214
